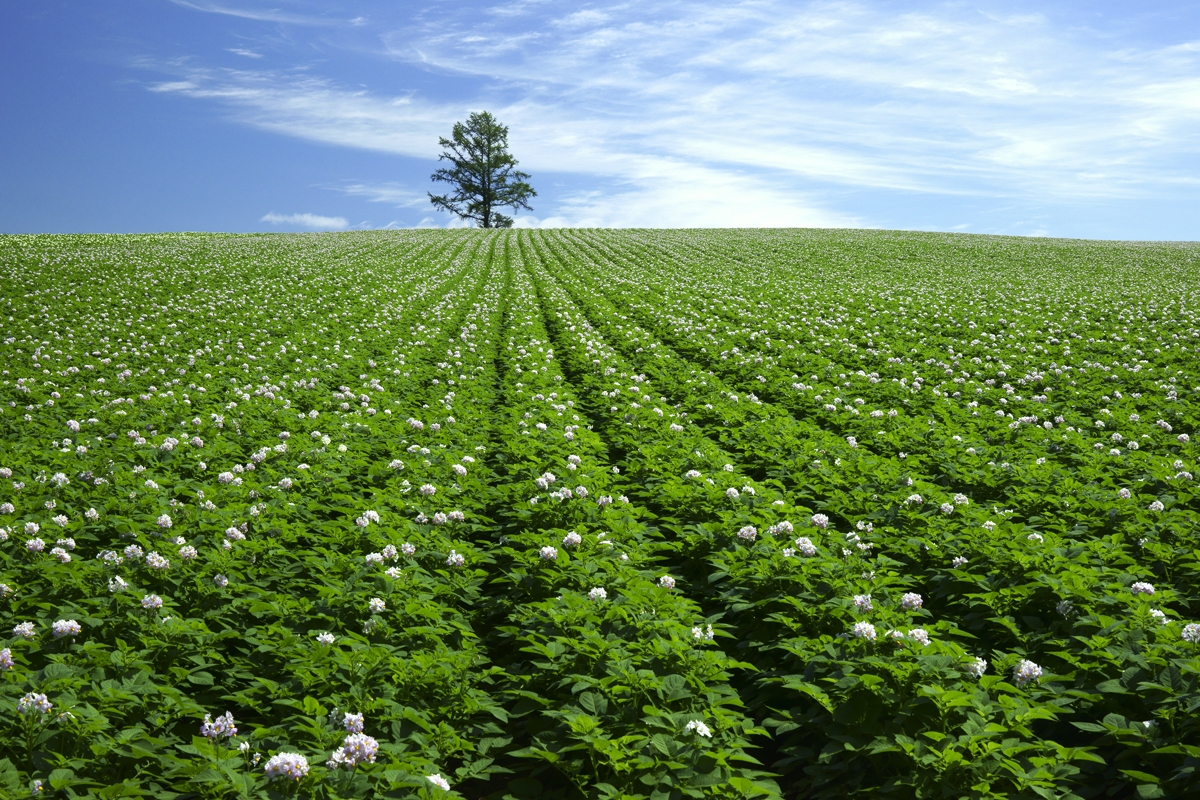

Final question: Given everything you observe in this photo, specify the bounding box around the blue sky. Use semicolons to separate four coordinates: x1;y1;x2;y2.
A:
4;1;1200;238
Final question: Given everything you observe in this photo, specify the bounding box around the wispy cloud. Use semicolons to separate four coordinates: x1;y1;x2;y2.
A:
261;211;349;229
227;47;263;59
168;0;348;27
333;182;428;207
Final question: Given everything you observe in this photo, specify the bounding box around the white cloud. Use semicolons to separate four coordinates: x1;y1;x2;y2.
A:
260;212;349;230
169;0;347;26
334;182;427;207
227;48;264;59
148;80;198;93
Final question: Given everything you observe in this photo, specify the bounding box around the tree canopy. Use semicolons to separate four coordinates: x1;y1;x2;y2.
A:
428;111;536;228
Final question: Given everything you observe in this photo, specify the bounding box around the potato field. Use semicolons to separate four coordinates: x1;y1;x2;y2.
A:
0;228;1198;800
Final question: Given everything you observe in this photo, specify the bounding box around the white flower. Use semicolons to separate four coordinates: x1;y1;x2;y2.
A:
658;575;676;589
1182;623;1200;643
562;532;582;548
794;537;817;557
683;719;712;737
51;619;81;639
200;711;238;740
426;774;451;791
852;621;876;640
811;513;829;529
1148;500;1164;512
264;753;309;781
539;546;558;561
13;622;36;639
900;593;923;611
1056;600;1074;617
108;576;129;593
368;597;386;613
736;525;757;541
445;550;465;567
1131;582;1155;596
18;692;52;716
588;587;607;601
967;657;987;678
316;632;336;645
329;733;378;768
951;556;968;568
692;624;715;641
907;628;931;646
157;514;172;529
343;712;364;733
1013;659;1043;687
145;552;170;571
1149;609;1168;625
853;594;873;612
141;594;163;610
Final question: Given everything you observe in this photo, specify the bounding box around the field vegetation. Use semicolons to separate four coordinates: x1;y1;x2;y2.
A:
0;229;1198;799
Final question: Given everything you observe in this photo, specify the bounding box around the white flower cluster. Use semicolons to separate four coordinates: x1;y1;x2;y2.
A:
51;619;81;638
264;753;309;781
793;537;817;557
18;692;52;716
1013;659;1043;687
200;711;237;740
852;621;876;640
328;713;377;769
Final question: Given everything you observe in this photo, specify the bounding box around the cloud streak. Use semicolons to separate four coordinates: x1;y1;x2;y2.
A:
169;0;350;27
261;212;349;229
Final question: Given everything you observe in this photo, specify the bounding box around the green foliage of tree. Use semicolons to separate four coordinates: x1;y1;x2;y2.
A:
429;111;536;228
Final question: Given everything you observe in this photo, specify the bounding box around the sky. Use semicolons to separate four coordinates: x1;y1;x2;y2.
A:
3;1;1200;239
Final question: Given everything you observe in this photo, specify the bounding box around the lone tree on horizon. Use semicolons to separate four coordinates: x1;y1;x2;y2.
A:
429;111;536;228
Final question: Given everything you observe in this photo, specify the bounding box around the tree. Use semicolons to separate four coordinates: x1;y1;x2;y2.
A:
428;111;536;228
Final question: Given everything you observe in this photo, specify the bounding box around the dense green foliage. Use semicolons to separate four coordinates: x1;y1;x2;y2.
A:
0;229;1198;800
429;112;536;229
